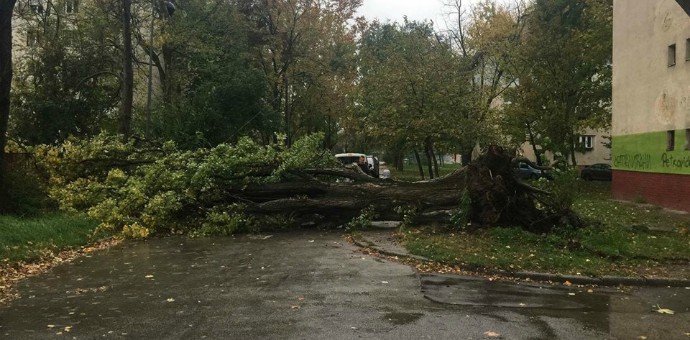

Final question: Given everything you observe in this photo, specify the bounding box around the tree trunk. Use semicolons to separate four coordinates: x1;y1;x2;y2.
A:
120;0;134;138
429;139;439;178
413;149;424;180
424;137;435;179
569;134;577;167
0;0;16;213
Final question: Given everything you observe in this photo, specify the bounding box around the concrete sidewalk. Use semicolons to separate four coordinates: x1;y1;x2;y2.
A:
355;228;690;288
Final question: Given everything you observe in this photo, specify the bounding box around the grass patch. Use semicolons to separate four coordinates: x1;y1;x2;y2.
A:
388;163;461;181
0;214;106;265
401;182;690;278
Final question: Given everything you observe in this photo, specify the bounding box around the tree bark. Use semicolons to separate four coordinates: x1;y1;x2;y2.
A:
120;0;134;138
413;149;424;180
0;0;16;213
424;137;434;180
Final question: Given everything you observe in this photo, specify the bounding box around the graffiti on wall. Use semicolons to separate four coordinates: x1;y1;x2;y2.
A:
613;153;652;170
661;153;690;169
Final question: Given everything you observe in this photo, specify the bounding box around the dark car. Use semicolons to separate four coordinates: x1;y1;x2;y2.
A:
514;162;551;180
580;163;612;181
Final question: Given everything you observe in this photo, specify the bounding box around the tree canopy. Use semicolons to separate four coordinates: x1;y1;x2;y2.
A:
2;0;614;215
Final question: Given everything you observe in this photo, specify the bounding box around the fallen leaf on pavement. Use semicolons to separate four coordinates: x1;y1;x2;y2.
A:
653;305;674;315
637;336;647;339
291;305;300;310
587;289;594;293
166;298;175;302
564;281;572;286
484;331;500;337
145;275;154;279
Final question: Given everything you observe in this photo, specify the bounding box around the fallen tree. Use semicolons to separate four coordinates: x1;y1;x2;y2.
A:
241;145;581;233
38;134;581;237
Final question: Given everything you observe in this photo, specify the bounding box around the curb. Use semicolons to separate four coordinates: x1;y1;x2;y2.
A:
353;234;690;288
352;238;431;263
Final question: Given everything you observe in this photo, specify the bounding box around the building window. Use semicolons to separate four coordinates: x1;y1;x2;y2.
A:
29;0;43;14
669;44;676;67
65;0;78;13
686;39;690;61
667;130;675;151
578;135;594;150
686;129;690;151
26;30;39;47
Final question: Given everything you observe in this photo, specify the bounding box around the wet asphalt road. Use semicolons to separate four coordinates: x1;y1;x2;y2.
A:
0;231;688;339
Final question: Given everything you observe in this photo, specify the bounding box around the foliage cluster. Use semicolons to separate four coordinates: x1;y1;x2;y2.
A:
35;133;338;238
5;0;612;173
345;206;379;231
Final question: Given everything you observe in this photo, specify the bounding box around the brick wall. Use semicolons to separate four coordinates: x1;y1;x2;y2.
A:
612;170;690;212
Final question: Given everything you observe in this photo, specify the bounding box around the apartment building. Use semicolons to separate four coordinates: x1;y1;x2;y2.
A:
612;0;690;212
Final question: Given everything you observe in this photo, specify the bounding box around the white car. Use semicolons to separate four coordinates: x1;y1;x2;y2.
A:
335;153;378;177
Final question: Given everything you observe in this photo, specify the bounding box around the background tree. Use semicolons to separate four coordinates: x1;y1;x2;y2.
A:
121;0;134;138
239;0;362;147
507;0;612;166
144;0;279;147
10;0;121;144
358;20;472;179
444;0;529;164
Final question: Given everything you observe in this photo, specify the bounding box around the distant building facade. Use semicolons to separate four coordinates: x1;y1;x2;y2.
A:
612;0;690;212
519;128;611;169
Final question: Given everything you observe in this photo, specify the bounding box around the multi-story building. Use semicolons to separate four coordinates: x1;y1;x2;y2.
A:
519;128;611;170
612;0;690;212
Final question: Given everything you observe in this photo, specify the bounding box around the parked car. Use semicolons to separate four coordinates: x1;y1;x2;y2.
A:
335;153;364;166
514;162;552;180
335;153;378;177
580;163;612;181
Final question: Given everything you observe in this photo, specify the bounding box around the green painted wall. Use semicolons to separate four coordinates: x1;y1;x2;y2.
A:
613;130;690;174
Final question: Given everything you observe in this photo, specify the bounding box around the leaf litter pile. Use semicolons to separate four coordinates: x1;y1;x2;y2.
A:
0;238;121;304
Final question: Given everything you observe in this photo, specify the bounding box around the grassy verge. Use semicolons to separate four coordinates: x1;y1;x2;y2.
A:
0;213;107;265
388;163;462;181
401;182;690;278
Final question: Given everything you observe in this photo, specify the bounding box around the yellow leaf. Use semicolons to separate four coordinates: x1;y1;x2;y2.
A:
484;331;500;337
655;308;674;315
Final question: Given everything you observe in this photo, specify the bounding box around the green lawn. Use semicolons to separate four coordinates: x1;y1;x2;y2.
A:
0;214;105;265
388;163;462;181
401;181;690;278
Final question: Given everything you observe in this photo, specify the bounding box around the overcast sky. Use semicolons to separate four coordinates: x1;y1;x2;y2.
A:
356;0;453;29
356;0;508;31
